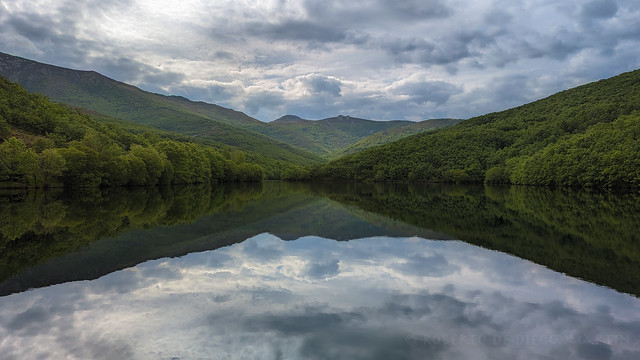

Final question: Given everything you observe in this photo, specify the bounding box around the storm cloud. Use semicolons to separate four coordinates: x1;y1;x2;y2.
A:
1;0;639;121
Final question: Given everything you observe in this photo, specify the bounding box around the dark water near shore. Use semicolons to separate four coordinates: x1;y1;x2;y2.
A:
1;182;639;359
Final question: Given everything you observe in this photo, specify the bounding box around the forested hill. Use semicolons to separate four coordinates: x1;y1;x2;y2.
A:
267;115;413;156
0;76;263;188
0;51;321;170
315;69;640;188
329;118;462;159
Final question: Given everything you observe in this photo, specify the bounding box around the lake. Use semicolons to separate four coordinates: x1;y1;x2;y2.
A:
1;182;639;359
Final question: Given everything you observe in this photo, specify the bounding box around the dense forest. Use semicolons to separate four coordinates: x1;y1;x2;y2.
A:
314;69;640;188
0;76;263;188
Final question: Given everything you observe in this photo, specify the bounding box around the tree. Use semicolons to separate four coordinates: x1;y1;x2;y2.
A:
484;166;508;184
0;115;10;140
122;153;148;186
58;145;102;188
130;144;165;186
0;137;37;185
39;148;67;186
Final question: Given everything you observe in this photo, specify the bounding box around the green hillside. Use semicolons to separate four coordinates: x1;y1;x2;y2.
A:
315;69;640;188
0;52;321;171
329;118;461;159
265;115;413;156
0;76;263;188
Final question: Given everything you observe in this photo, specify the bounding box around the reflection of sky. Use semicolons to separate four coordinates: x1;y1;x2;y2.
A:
1;234;639;360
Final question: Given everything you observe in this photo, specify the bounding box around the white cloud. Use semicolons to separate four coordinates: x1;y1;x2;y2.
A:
1;0;639;121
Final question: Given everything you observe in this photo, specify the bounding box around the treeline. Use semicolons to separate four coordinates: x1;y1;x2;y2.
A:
0;76;263;188
314;69;640;188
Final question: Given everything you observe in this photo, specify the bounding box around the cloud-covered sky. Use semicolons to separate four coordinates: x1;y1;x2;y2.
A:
1;0;639;121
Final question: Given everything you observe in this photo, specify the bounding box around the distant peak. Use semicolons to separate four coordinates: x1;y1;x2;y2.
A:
273;115;305;122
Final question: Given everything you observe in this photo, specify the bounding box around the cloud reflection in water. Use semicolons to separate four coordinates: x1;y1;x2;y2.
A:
1;234;639;359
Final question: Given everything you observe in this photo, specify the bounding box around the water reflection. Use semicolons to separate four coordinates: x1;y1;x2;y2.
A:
1;234;638;359
2;182;640;297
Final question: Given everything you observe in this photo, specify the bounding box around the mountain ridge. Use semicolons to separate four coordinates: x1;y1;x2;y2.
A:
0;52;460;159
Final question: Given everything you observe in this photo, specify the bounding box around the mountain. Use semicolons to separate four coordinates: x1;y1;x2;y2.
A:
265;115;414;156
0;52;322;175
0;75;265;188
0;52;455;161
329;118;462;159
315;68;640;188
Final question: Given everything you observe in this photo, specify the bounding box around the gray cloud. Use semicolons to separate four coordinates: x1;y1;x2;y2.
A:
582;0;618;20
244;90;286;117
1;0;639;121
248;20;347;43
301;74;343;97
394;80;461;106
381;0;453;20
7;15;58;42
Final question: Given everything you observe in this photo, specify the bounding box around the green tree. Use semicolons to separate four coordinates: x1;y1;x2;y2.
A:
0;115;10;140
130;144;165;185
0;137;37;185
38;148;67;186
484;166;508;184
32;137;56;153
58;145;102;188
122;153;148;186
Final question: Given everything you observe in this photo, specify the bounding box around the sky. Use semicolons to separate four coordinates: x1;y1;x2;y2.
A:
2;234;639;359
1;0;639;122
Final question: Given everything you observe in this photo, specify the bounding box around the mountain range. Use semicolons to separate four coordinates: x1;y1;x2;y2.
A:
0;52;458;163
2;50;638;188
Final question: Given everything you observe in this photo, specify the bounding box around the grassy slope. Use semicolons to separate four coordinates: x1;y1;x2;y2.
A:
329;118;462;159
0;52;321;168
317;68;640;186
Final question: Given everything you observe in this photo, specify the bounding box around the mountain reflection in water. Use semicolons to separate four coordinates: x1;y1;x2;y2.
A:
1;181;640;359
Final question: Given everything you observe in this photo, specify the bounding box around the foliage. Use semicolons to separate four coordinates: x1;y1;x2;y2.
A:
315;69;640;188
0;76;263;188
329;118;462;159
0;137;37;185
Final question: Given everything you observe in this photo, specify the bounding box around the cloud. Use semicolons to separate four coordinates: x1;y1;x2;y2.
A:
248;20;347;43
1;0;639;121
391;253;459;277
392;80;461;105
7;14;58;42
297;74;343;97
380;0;453;20
582;0;619;20
304;259;340;279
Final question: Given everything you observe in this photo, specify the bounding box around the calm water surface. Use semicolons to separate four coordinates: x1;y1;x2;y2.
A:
1;182;639;359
